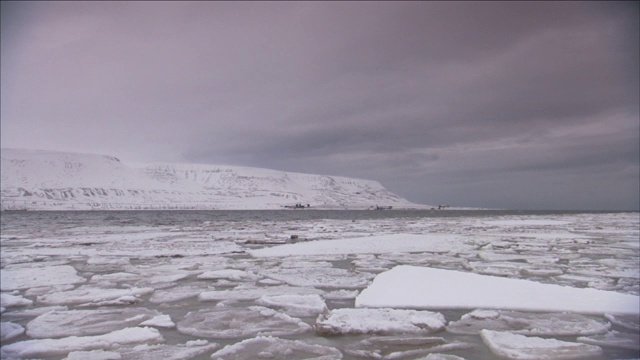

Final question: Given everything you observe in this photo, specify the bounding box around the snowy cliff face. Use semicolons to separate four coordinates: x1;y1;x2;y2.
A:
1;149;422;210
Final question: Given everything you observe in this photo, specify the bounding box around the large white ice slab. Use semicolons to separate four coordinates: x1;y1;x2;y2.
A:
249;234;471;257
356;266;640;315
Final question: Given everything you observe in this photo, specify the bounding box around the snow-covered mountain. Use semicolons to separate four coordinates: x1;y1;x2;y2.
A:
1;149;425;210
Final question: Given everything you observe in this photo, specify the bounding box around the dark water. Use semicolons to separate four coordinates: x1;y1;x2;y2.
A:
2;209;631;231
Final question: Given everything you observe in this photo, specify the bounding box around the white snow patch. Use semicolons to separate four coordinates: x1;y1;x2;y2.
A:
356;266;640;315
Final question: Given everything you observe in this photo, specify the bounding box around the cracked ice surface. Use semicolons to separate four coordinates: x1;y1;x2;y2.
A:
1;210;638;359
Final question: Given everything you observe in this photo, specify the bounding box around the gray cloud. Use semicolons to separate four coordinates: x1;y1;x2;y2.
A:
1;1;638;210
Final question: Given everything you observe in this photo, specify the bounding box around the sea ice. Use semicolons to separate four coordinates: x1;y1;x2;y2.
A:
0;292;33;307
480;330;603;360
198;285;324;302
260;267;370;289
315;308;445;335
36;286;154;306
1;265;86;291
148;285;204;303
0;327;164;358
446;310;611;336
356;265;640;315
115;341;219;360
604;313;640;331
323;289;360;300
65;350;122;360
26;308;167;338
210;336;342;359
343;336;473;359
177;306;311;339
256;294;328;317
1;321;25;341
577;330;640;351
249;234;472;257
197;269;260;281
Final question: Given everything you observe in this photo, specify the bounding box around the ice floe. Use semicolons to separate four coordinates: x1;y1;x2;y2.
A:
0;327;164;358
177;306;311;339
199;285;324;301
210;336;342;359
604;313;640;331
1;265;86;291
577;330;640;351
1;321;25;341
257;294;328;317
249;234;472;257
315;308;445;335
26;308;167;338
260;267;370;289
343;336;473;359
446;309;610;336
114;341;219;360
197;269;259;281
36;286;154;306
0;293;33;307
148;285;204;303
356;265;640;315
480;329;603;359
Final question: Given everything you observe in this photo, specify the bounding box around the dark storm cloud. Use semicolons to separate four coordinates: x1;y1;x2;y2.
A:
1;1;638;209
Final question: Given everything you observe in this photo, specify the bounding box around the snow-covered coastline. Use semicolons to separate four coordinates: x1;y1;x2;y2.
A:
1;148;427;211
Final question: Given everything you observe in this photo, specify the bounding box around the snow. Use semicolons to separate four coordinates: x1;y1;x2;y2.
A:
176;306;311;339
0;327;164;358
356;265;640;315
315;308;446;335
1;148;423;210
249;234;472;257
210;336;343;359
0;265;86;291
480;329;603;360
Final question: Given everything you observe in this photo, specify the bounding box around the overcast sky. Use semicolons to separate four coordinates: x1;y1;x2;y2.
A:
1;1;638;210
